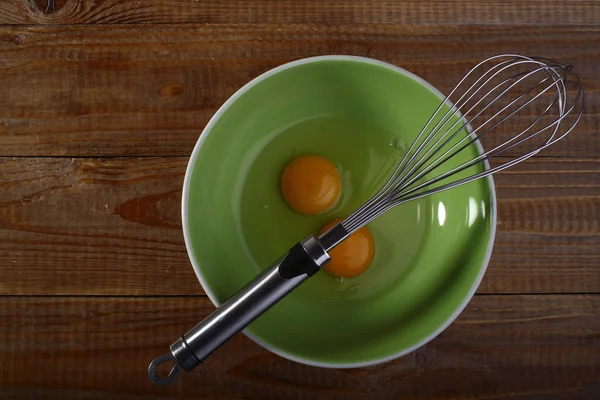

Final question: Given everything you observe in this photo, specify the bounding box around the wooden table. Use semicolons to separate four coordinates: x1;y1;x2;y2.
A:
1;1;599;399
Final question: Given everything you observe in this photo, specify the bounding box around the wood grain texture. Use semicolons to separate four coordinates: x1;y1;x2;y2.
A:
0;24;598;157
0;295;598;400
0;157;191;295
1;157;598;296
0;2;598;398
1;0;599;26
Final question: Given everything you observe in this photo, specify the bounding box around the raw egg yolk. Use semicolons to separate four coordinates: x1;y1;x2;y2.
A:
281;155;341;215
319;218;375;278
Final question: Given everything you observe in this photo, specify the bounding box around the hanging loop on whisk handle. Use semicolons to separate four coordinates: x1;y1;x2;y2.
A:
148;235;330;386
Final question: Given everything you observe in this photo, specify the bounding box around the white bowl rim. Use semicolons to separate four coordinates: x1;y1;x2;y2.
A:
181;55;497;369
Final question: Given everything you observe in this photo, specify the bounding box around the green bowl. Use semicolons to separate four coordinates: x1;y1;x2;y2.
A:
182;56;496;368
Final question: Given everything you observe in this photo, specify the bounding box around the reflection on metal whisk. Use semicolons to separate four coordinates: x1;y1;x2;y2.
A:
149;54;584;386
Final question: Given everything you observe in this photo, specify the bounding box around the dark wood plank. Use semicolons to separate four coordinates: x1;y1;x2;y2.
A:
1;0;599;26
1;157;598;295
0;157;191;295
483;158;600;294
0;295;597;399
0;24;598;157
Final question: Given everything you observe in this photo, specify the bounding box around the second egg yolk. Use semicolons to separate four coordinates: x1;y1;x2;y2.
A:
281;155;341;215
319;218;375;279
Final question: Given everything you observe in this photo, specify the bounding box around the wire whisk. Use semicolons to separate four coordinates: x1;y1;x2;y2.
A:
150;54;584;386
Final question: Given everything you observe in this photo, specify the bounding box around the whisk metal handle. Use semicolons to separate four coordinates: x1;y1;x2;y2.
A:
148;235;329;386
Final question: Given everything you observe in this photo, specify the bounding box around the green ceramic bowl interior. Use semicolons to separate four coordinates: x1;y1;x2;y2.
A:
183;56;496;367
